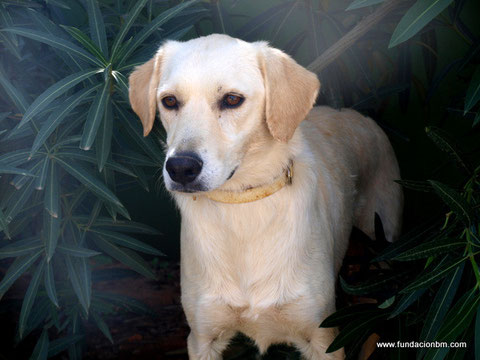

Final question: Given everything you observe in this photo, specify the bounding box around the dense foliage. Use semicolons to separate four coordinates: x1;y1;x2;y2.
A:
0;0;479;359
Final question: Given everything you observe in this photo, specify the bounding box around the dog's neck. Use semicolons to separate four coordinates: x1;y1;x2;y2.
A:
198;161;293;204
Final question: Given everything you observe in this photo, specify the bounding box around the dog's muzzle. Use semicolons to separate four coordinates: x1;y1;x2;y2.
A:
166;152;203;186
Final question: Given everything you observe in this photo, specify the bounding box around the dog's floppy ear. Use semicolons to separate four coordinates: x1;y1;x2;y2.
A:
257;44;320;142
128;50;162;136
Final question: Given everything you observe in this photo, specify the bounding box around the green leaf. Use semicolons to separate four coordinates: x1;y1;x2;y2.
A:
400;256;465;293
115;105;164;163
320;304;377;328
424;288;480;360
0;163;35;176
425;126;472;174
61;25;107;64
0;208;10;239
34;158;50;190
116;0;198;66
0;63;29;112
113;150;157;167
44;209;61;261
85;0;108;58
5;179;35;222
340;272;404;295
47;335;84;358
73;215;159;234
0;250;42;299
89;229;163;256
44;260;59;307
110;0;149;60
65;255;91;313
54;157;124;208
395;179;433;192
378;296;396;309
465;66;480;114
55;148;136;177
19;257;46;338
394;238;465;261
95;292;157;317
389;0;455;48
93;235;156;279
0;238;43;259
429;180;474;225
326;313;386;353
17;68;100;129
2;27;104;67
475;308;480;360
388;288;427;319
346;0;385;11
419;264;464;349
29;329;49;360
80;77;110;150
44;162;60;218
96;101;113;171
0;148;37;166
58;244;101;257
91;312;113;343
31;85;100;157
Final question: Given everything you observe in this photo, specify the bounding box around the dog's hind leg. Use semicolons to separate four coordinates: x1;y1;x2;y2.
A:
354;132;403;243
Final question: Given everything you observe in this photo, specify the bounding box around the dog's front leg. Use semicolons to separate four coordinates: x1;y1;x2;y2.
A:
187;328;236;360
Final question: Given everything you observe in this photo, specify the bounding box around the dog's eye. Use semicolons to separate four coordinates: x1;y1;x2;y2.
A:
221;94;244;109
162;96;178;110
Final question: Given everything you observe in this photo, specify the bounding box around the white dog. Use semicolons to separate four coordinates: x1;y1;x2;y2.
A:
129;34;403;359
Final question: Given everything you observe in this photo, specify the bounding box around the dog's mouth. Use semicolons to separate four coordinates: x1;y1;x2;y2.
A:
167;166;238;194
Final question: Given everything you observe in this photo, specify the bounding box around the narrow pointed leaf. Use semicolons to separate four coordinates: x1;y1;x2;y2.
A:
116;0;198;66
110;0;149;59
29;329;49;360
91;312;113;343
55;148;135;177
34;158;50;190
93;217;160;234
113;150;156;167
0;148;36;166
5;179;35;223
326;313;386;353
65;255;91;313
0;251;42;299
340;272;405;295
17;68;100;129
465;66;480;114
95;292;157;317
44;209;61;261
425;126;472;174
19;257;46;338
424;288;480;360
86;0;108;57
394;238;465;261
400;256;466;293
429;180;474;225
0;238;42;259
61;25;107;64
58;244;101;257
93;235;156;279
47;335;84;358
0;208;10;239
54;157;123;207
321;304;377;328
0;63;29;112
31;85;100;157
96;102;113;171
0;163;35;176
89;229;163;255
80;78;110;150
44;163;60;218
420;264;464;346
2;28;104;67
388;288;427;319
44;260;59;307
389;0;455;48
346;0;385;10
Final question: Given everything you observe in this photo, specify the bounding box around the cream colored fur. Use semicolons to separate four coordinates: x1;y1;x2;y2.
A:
129;34;403;359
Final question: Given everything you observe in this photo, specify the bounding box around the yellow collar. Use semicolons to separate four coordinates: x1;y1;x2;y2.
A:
198;161;293;204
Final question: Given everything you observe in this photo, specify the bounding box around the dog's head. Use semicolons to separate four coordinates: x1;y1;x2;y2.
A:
128;34;319;194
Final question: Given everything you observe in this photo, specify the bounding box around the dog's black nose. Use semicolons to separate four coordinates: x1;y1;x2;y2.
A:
166;152;203;185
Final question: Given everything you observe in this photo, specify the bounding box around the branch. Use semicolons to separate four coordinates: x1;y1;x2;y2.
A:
307;0;405;73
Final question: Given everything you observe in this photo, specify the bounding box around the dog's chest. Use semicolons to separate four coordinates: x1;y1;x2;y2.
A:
179;194;325;308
